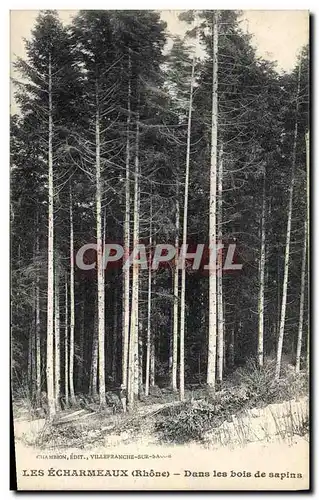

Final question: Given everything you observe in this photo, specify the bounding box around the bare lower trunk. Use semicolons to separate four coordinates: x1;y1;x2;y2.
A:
112;288;118;383
172;187;179;392
122;53;131;392
54;263;61;410
258;175;266;367
128;106;140;407
276;255;281;334
145;210;152;397
207;12;219;390
168;320;173;379
69;189;76;404
96;83;106;406
32;320;36;399
217;144;223;382
64;277;69;407
28;324;33;401
305;130;310;375
180;26;197;402
295;220;307;373
90;307;98;399
138;323;143;397
35;229;41;406
78;302;85;390
46;53;55;418
150;270;156;388
275;62;301;380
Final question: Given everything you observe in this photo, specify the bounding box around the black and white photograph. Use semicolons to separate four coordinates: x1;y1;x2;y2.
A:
10;9;310;491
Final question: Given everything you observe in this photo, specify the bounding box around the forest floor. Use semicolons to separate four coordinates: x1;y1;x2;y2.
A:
13;360;309;450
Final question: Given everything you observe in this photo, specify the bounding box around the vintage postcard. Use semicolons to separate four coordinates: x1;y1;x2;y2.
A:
10;9;310;491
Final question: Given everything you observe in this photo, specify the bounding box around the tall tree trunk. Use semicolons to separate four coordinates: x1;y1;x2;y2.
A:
207;12;219;390
28;322;32;401
296;130;309;374
145;204;152;397
31;313;36;404
258;174;266;367
180;26;197;402
64;276;69;408
217;144;224;382
150;340;155;387
78;302;85;391
275;61;301;380
54;262;61;410
305;130;310;375
46;53;55;419
69;189;76;404
95;83;106;406
276;255;281;334
122;53;131;392
135;133;141;399
138;321;143;397
172;183;179;392
150;268;156;387
295;220;307;373
128;106;140;406
112;285;118;383
168;318;173;381
35;226;41;406
90;305;98;399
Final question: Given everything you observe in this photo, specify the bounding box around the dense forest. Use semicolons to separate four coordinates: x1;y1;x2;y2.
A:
11;10;309;423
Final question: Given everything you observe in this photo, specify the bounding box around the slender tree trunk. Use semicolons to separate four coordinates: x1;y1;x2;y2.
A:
78;302;85;391
296;220;307;373
150;341;155;387
306;324;310;375
207;12;219;390
32;313;36;400
90;306;98;399
217;144;224;382
168;318;173;380
64;277;69;408
54;263;61;410
128;106;140;405
275;62;301;380
276;255;281;334
150;269;156;387
223;301;226;371
35;227;41;406
172;184;179;392
258;174;266;367
28;323;32;401
112;286;118;383
145;205;152;397
69;189;76;404
95;83;106;406
180;27;197;402
46;53;55;419
122;53;131;392
296;130;309;374
305;130;310;375
135;138;141;399
138;321;143;397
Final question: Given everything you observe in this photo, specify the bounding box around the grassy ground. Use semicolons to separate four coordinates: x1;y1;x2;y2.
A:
13;359;309;449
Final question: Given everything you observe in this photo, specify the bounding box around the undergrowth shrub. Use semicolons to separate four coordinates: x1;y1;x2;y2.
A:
155;393;250;444
235;358;281;404
233;358;307;405
155;401;218;443
33;422;85;449
154;359;309;444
